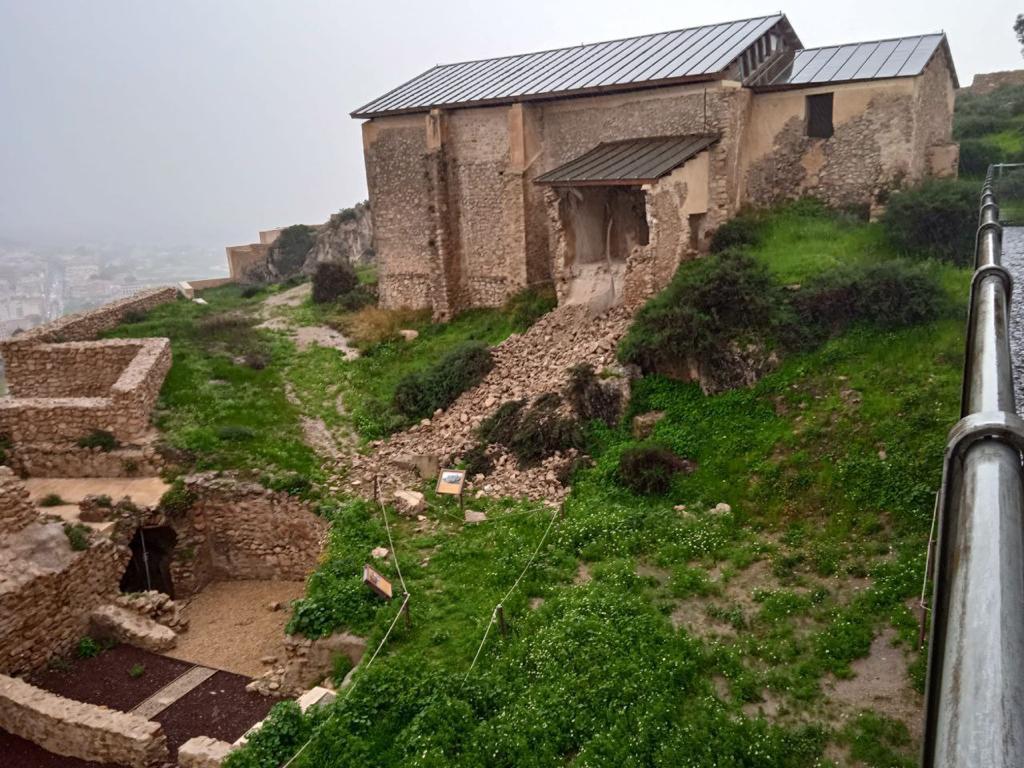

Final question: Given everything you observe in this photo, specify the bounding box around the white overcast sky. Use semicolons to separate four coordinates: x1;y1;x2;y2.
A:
0;0;1021;249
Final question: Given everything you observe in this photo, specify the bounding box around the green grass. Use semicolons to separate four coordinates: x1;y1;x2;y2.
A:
104;285;323;482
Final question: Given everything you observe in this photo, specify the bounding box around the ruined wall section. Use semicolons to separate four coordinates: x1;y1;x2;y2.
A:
3;342;140;398
163;473;328;597
0;675;168;767
0;466;38;535
362;117;438;311
912;54;959;178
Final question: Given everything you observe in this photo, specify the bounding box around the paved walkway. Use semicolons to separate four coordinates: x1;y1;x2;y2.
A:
130;665;217;719
1003;227;1024;413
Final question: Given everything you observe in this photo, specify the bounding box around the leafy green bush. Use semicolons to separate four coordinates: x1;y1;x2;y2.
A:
709;211;763;252
505;285;557;331
618;252;791;375
393;341;494;419
63;523;91;551
953;113;1010;140
476;394;583;468
262;472;313;497
77;430;119;451
336;284;377;312
616;444;692;495
312;260;359;304
240;285;262;298
881;180;977;265
223;701;318;768
76;636;101;658
268;225;316;277
159;479;195;517
216;425;256;441
128;663;146;678
566;363;622;426
39;493;67;507
793;259;948;340
331;653;354;686
958;138;1005;176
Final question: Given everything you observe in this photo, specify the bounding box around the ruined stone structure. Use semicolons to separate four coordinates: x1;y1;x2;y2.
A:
965;69;1024;95
353;14;959;316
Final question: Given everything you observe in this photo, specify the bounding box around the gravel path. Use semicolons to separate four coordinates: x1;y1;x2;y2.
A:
1003;227;1024;414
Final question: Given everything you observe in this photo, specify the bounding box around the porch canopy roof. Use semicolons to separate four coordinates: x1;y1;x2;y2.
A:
534;135;717;187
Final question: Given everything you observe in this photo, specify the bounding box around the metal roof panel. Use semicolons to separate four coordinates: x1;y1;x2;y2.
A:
534;135;718;185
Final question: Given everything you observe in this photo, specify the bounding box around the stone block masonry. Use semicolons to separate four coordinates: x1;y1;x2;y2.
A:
0;674;169;767
0;337;171;444
0;466;38;535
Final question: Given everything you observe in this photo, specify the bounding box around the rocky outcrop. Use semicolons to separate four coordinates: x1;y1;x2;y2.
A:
303;202;374;273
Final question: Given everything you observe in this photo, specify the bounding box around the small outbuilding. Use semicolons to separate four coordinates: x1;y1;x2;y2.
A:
352;13;959;317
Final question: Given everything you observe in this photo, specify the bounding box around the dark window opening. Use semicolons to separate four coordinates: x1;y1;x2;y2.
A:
120;526;177;597
806;93;834;139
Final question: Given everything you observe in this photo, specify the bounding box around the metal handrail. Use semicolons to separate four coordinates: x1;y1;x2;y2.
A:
922;166;1024;766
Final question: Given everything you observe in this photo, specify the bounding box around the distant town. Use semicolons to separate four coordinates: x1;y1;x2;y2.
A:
0;238;227;339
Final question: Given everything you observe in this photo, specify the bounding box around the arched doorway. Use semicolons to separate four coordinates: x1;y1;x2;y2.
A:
120;526;177;597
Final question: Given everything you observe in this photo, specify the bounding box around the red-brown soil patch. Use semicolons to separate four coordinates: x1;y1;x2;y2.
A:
0;731;127;768
28;644;193;712
155;670;282;758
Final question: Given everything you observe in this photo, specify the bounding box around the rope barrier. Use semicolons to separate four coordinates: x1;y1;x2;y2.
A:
462;506;560;685
375;477;408;594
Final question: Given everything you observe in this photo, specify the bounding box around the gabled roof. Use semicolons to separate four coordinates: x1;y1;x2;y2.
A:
353;14;798;118
750;33;957;89
535;135;718;186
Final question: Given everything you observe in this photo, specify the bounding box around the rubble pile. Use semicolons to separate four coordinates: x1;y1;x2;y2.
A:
113;590;189;633
349;304;635;502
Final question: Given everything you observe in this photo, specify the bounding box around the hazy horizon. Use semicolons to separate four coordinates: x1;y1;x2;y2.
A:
2;0;1021;250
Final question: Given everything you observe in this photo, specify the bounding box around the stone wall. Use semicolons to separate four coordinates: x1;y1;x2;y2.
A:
0;528;130;674
0;675;168;767
0;338;171;444
147;473;328;598
0;466;38;535
742;54;957;214
967;69;1024;95
8;442;166;479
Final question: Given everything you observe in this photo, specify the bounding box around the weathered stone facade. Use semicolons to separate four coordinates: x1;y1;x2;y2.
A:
0;337;171;444
966;69;1024;95
0;674;168;767
0;466;37;535
742;54;957;215
8;441;166;479
360;35;957;316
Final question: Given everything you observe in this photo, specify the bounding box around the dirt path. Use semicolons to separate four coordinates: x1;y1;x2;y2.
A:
166;580;306;678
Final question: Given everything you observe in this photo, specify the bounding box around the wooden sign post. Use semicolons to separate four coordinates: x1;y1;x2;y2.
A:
436;468;467;514
362;564;393;601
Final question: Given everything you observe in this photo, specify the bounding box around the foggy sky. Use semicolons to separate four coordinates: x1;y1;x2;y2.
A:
1;0;1021;249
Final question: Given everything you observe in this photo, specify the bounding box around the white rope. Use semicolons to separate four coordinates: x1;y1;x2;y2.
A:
461;507;560;685
280;593;410;768
376;485;407;594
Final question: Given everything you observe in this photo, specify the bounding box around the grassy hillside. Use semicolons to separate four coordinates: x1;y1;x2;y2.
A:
166;202;966;768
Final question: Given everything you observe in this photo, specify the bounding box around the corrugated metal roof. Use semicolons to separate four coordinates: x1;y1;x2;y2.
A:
534;135;718;185
750;33;947;89
353;14;792;117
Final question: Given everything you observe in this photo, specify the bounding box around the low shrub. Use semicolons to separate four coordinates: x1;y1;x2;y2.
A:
311;260;359;304
93;494;113;508
505;285;557;331
216;425;256;441
462;442;494;476
709;211;764;252
331;653;354;686
240;285;262;299
881;180;978;265
268;225;316;278
617;444;692;495
477;394;583;468
793;259;948;339
339;306;428;348
262;472;313;497
77;430;119;451
953;113;1010;140
39;493;67;507
223;700;318;768
618;251;791;375
336;284;377;312
128;663;146;678
63;523;91;551
76;636;101;659
159;480;195;517
122;309;148;324
957;138;1005;177
566;363;622;426
393;341;494;419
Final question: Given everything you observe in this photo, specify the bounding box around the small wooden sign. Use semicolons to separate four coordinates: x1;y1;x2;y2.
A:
363;564;393;600
436;468;467;496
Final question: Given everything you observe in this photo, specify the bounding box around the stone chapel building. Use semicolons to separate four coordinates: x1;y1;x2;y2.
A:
352;13;959;318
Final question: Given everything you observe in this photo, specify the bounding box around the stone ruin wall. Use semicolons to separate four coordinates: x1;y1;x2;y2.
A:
9;441;166;479
966;69;1024;95
0;674;168;768
742;54;957;215
0;471;130;675
365;83;748;317
0;337;171;445
156;473;328;598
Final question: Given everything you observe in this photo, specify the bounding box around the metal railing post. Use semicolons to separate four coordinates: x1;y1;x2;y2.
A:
923;168;1024;766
